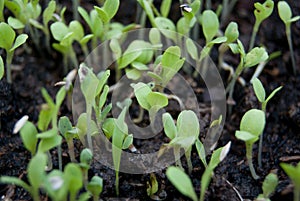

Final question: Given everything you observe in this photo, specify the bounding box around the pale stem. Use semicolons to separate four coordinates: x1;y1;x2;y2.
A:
246;142;259;180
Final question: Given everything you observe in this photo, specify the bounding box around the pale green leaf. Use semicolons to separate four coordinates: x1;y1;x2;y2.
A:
240;109;265;136
50;22;69;41
235;130;258;142
176;110;199;140
147;92;168;108
202;10;219;42
10;34;28;52
252;78;266;102
94;6;109;23
161;0;172;17
125;68;142;80
265;86;282;105
0;22;15;50
244;47;268;68
122;134;133;149
154;17;177;42
8;17;25;29
186;38;198;60
225;22;239;43
20;121;38;154
149;28;161;45
38;135;62;153
163;113;177;139
196;139;207;167
278;1;292;24
103;0;120;20
262;173;278;198
131;82;152;110
28;153;47;190
43;1;56;25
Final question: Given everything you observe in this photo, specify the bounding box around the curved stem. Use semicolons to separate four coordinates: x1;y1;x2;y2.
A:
248;22;260;52
246;142;259;180
6;51;13;84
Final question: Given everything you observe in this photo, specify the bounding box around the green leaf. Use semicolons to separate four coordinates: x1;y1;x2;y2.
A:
244;47;268;68
228;43;240;54
37;129;58;139
149;28;161;45
103;0;120;20
0;56;3;80
110;38;122;58
87;176;103;197
28;153;47;190
225;22;239;43
55;86;67;108
50;22;70;41
235;130;258;142
262;173;278;198
288;16;300;23
20;122;38;154
43;1;56;25
254;0;274;24
265;86;282;105
79;64;99;105
280;162;300;189
0;22;15;50
161;0;172;17
208;36;227;45
252;78;266;102
69;20;84;42
154;17;177;42
202;10;219;42
240;109;265;136
0;176;31;193
147;92;168;108
138;0;156;27
94;6;109;23
58;116;72;136
196;139;207;167
166;166;198;201
102;118;115;139
131;82;152;110
38;135;62;153
278;1;291;24
176;110;199;139
122;134;133;149
64;163;83;195
10;34;28;52
29;19;44;30
186;38;198;60
163;113;177;139
147;173;158;196
125;68;142;80
131;62;149;70
80;34;94;45
78;7;92;29
8;17;25;29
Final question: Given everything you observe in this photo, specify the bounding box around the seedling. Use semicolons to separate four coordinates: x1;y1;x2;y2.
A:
78;63;110;150
226;41;268;105
256;173;278;201
147;173;159;198
102;106;133;195
80;148;93;189
0;22;28;83
166;141;231;201
248;0;274;51
278;1;300;75
252;77;282;167
87;176;103;201
29;1;56;53
235;109;266;179
280;162;300;201
162;110;200;174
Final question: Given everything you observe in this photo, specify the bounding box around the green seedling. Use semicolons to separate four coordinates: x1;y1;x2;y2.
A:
280;162;300;201
102;106;133;195
166;141;231;201
80;148;93;189
147;173;159;198
131;82;168;123
29;1;56;53
162;110;200;174
78;63;110;150
235;109;266;180
5;0;41;48
249;0;274;51
75;113;99;147
252;78;282;167
0;22;28;83
226;40;268;105
256;173;278;201
87;176;103;201
58;116;77;162
0;152;47;201
278;1;300;75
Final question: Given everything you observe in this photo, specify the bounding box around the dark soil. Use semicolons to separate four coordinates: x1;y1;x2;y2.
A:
1;0;300;201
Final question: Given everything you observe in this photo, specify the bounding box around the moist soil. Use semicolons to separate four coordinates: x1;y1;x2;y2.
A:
1;0;300;200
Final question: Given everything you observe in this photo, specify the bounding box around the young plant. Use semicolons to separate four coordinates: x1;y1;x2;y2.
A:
280;162;300;201
146;173;159;198
226;40;268;105
252;77;282;167
256;173;278;201
102;106;133;195
248;0;274;51
87;176;103;201
162;110;200;174
166;141;231;201
78;63;110;150
79;148;93;189
29;0;56;53
235;109;266;179
278;1;300;75
0;22;28;83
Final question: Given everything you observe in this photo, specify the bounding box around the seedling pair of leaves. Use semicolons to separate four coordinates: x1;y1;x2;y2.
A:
162;110;200;174
277;1;300;75
235;109;266;179
252;78;282;167
78;64;111;150
102;106;133;196
0;22;28;83
226;39;269;105
166;141;231;201
256;173;278;201
50;20;94;72
280;162;300;201
137;0;200;41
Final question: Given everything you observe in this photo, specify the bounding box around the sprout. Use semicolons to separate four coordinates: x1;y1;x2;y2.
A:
87;176;103;201
256;173;278;201
235;109;266;179
280;162;300;201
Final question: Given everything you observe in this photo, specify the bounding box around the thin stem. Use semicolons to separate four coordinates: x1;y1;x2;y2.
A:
67;139;76;162
174;146;183;169
86;103;93;150
246;142;259;180
115;170;119;196
248;22;260;52
6;51;13;84
185;146;193;174
258;104;266;168
286;25;297;75
72;0;79;21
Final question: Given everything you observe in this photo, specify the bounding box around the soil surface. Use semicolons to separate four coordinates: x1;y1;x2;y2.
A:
1;0;300;201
